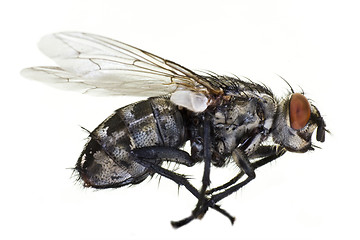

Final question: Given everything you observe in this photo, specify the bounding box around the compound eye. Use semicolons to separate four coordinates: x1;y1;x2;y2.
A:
289;93;311;130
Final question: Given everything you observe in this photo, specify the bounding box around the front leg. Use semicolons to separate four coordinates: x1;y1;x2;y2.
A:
209;145;286;204
208;148;256;203
207;145;286;195
251;145;286;169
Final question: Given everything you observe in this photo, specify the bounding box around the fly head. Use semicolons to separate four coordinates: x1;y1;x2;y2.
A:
272;93;327;152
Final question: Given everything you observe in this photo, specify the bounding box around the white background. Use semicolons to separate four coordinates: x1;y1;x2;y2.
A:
1;0;359;239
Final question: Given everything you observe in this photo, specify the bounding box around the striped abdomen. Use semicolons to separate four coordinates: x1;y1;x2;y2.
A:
76;97;186;188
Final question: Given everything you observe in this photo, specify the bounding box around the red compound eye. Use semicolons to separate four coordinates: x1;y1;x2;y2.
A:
289;93;311;130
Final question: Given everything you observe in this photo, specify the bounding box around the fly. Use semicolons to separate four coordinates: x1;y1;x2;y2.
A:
21;32;328;228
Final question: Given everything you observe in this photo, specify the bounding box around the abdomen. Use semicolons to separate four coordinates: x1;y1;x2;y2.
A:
76;97;186;188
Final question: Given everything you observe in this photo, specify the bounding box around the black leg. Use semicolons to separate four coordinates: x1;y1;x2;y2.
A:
207;145;286;195
132;146;195;167
171;113;214;227
210;175;255;203
193;113;212;215
133;135;286;227
133;148;235;228
251;146;286;170
205;148;257;203
134;156;200;198
206;171;245;195
172;173;254;228
205;146;286;208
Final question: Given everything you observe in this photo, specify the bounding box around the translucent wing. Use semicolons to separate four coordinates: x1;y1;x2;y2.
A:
21;32;223;111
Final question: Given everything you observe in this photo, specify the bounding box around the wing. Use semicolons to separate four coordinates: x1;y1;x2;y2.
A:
21;32;223;112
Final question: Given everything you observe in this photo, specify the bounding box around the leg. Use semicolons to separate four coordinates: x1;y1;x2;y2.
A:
133;146;199;197
207;145;286;194
251;145;286;170
192;112;212;215
170;113;214;227
133;155;199;198
171;145;257;228
132;146;195;167
133;147;235;228
207;146;286;205
206;171;245;195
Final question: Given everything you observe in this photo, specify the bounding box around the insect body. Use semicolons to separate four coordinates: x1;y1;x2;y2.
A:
21;32;327;228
